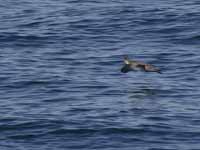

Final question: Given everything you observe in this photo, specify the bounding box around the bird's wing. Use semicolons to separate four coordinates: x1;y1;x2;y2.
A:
137;64;162;73
136;64;146;71
121;64;131;73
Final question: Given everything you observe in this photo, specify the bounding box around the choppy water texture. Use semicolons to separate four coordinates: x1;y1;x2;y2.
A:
0;0;200;150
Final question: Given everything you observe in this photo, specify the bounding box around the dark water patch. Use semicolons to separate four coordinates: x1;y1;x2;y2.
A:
6;80;51;89
18;21;49;28
68;107;94;113
7;133;46;140
145;116;172;122
171;34;200;45
22;9;37;14
149;148;177;150
48;128;98;136
72;85;111;90
0;121;44;131
42;97;68;103
0;33;56;47
47;127;170;136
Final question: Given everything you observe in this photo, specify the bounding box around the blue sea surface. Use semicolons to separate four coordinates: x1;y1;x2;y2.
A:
0;0;200;150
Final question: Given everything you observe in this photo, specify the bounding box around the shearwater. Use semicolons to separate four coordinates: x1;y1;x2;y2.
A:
121;56;161;74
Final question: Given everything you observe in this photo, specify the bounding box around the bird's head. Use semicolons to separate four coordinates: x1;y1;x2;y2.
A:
123;55;130;65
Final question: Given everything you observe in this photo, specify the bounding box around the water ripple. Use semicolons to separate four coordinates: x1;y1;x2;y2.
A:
0;0;200;149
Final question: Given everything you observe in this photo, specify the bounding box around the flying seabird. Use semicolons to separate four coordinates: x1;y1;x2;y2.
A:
121;56;162;74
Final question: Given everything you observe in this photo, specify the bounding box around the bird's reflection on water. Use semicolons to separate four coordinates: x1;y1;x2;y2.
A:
126;85;163;107
129;87;157;98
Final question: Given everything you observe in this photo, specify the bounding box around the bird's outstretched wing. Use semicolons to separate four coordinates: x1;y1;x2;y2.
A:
137;64;162;74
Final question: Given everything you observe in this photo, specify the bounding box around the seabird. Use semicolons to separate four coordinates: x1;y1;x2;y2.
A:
121;56;161;74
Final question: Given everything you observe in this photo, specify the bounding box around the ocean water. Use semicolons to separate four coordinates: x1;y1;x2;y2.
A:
0;0;200;149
